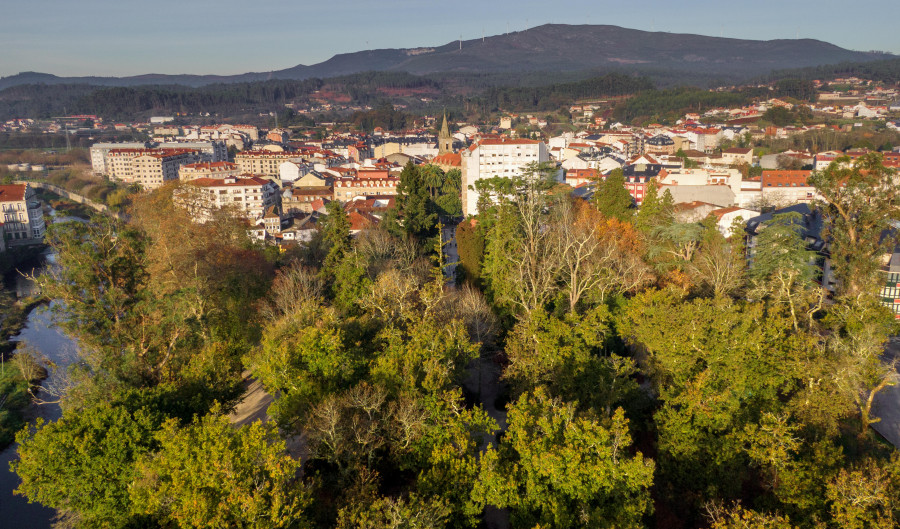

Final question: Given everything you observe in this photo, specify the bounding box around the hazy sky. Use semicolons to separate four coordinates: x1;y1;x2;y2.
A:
2;0;897;77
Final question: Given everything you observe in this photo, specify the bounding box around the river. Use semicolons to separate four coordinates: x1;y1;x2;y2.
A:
0;214;84;528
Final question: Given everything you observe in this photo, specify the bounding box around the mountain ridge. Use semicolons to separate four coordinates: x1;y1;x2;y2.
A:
1;24;890;90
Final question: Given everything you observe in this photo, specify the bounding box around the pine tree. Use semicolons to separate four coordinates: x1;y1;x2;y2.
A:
591;169;633;222
321;200;351;279
394;161;438;243
635;180;661;233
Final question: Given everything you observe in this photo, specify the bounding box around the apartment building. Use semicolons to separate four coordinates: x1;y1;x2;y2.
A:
235;150;299;177
461;138;552;217
108;148;200;189
333;177;399;202
760;170;818;205
179;161;241;181
0;184;45;245
90;142;147;174
184;176;280;221
91;140;224;175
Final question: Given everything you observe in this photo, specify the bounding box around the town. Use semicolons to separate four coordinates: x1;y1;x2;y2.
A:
3;21;900;529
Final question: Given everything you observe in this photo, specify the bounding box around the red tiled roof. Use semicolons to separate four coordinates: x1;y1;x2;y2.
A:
189;176;271;187
0;184;27;202
761;170;812;187
432;152;462;166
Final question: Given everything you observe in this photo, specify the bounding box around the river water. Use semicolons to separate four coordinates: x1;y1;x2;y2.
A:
0;215;84;528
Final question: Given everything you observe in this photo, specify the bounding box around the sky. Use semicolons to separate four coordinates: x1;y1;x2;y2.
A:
2;0;898;78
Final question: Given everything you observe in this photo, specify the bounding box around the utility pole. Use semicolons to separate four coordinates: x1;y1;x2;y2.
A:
63;107;71;152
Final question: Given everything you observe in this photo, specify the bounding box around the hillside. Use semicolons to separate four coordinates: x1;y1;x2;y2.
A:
0;24;889;90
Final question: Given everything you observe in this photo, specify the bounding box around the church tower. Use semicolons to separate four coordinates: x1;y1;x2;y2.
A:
438;112;453;155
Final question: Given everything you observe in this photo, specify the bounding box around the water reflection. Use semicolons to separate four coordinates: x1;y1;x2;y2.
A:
0;241;80;527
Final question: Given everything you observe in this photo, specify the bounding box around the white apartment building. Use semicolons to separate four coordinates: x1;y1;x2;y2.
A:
235;151;301;177
461;138;552;217
108;148;200;189
760;170;819;206
279;160;316;184
92;140;224;175
90;142;147;174
0;184;45;245
184;176;280;222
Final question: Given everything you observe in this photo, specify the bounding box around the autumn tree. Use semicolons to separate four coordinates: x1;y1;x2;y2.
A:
481;162;562;316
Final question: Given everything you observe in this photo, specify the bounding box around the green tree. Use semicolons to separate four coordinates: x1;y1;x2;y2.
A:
634;180;664;233
12;405;157;527
394;161;438;244
591;168;633;222
131;413;309;529
809;153;900;297
473;389;654;528
321;200;352;279
749;212;822;329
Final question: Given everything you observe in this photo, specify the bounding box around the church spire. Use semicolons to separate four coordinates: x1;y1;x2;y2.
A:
438;110;453;155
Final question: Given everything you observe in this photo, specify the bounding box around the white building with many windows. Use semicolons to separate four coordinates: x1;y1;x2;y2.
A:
0;184;45;245
461;138;552;217
182;176;280;222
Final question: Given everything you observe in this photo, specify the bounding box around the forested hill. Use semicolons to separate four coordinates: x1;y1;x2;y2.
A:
761;56;900;84
0;72;656;121
0;24;889;90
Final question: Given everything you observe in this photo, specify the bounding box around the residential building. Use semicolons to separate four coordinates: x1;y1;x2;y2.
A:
333;177;399;201
0;184;45;245
90;141;147;174
108;148;200;189
461;138;552;217
235;150;300;177
283;187;333;214
178;161;240;181
183;176;280;221
721;147;754;166
158;141;227;162
760;170;818;206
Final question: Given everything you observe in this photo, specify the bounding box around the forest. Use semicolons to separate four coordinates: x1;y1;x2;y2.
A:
7;155;900;528
763;57;900;85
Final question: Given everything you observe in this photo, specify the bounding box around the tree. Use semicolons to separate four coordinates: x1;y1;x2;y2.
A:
13;404;157;527
809;153;900;298
394;161;438;244
555;200;651;311
634;180;665;233
455;219;484;287
749;212;822;329
503;307;639;416
481;163;562;316
321;200;352;278
591;168;633;222
826;459;898;529
131;413;309;529
690;218;745;298
827;299;899;435
473;389;654;528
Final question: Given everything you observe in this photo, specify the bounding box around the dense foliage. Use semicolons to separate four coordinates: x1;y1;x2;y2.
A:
8;155;900;529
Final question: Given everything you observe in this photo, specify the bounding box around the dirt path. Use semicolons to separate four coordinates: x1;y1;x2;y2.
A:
228;370;274;427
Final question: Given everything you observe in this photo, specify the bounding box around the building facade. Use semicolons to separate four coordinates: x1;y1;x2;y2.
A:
0;184;45;245
183;176;280;222
108;148;200;189
461;138;552;217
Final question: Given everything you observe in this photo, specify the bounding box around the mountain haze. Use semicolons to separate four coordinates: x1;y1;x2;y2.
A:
0;24;889;89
